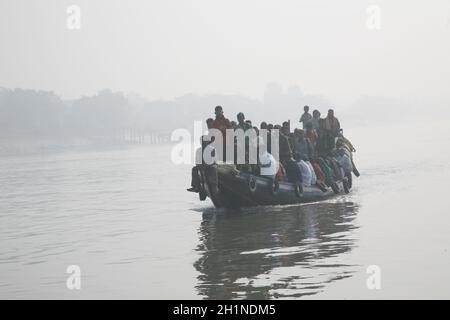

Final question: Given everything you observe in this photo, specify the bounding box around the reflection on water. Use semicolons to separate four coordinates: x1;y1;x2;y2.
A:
194;201;359;299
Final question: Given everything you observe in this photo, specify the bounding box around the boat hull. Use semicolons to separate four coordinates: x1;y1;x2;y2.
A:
200;166;348;208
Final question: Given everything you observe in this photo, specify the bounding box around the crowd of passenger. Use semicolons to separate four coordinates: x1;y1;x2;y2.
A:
188;105;359;193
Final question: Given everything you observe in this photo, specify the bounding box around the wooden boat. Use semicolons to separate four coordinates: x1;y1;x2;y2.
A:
197;164;350;208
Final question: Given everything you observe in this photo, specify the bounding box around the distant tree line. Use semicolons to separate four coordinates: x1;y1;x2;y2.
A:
1;85;433;142
0;85;333;141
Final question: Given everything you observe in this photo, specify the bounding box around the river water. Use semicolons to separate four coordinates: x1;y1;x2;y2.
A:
1;121;450;299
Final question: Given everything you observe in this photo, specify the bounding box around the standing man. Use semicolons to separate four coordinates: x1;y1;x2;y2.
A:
323;109;341;151
278;123;293;165
299;105;313;129
211;105;232;162
234;112;253;165
234;112;252;131
212;105;232;134
311;110;321;132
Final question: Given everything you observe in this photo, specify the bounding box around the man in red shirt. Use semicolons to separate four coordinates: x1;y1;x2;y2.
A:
211;105;232;134
211;105;232;162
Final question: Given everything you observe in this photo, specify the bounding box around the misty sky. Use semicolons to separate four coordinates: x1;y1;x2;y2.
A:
1;0;449;103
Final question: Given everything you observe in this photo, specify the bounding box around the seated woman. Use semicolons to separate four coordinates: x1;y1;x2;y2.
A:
334;148;353;189
327;156;344;181
310;158;328;191
258;146;277;180
336;138;360;177
275;161;287;181
317;157;335;187
293;153;312;187
305;160;317;185
284;155;303;185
